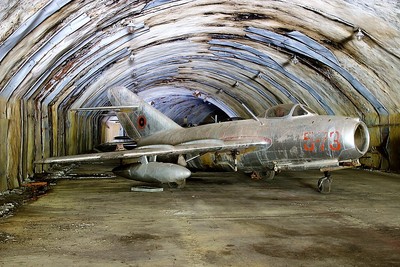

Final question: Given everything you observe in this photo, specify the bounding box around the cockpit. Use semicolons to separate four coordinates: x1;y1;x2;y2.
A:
264;104;317;118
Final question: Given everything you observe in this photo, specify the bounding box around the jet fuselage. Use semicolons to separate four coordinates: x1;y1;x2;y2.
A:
137;114;369;173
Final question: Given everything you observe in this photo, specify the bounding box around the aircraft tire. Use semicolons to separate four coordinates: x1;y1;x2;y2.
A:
317;177;331;194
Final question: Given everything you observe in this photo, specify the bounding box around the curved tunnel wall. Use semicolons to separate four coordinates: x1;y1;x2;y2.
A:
0;0;399;190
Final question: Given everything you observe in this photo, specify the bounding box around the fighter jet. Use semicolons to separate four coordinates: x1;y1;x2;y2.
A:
35;86;370;193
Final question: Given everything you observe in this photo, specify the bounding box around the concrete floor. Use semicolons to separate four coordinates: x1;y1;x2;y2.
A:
0;168;399;266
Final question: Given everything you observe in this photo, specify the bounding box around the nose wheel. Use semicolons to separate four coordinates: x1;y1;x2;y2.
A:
317;171;332;193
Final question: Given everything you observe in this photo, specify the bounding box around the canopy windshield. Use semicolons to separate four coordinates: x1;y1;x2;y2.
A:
264;104;316;118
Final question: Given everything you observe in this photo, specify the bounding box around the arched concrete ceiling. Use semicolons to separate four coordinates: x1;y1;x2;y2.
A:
0;0;400;189
1;0;399;119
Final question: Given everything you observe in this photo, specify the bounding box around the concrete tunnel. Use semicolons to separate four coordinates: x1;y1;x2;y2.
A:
0;0;399;191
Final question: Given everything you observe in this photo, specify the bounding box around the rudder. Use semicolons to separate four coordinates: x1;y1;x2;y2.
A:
108;86;181;140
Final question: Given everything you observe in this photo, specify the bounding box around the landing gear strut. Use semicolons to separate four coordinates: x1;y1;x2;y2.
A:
317;171;332;193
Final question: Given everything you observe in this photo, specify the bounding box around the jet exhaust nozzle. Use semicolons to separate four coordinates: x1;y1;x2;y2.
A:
112;162;191;184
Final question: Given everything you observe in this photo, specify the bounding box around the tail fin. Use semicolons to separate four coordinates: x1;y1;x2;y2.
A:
108;86;181;140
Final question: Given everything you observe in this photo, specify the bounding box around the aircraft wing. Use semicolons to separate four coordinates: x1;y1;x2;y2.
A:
34;138;271;165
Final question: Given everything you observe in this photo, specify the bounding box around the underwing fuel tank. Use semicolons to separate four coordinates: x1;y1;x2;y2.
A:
112;162;191;183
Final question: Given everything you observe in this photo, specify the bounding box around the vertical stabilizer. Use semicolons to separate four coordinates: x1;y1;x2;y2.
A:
108;86;181;140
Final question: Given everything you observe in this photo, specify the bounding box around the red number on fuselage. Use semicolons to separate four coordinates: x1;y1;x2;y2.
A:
329;131;341;151
303;131;341;152
303;131;315;151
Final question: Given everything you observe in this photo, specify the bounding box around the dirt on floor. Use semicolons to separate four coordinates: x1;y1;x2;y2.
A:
1;168;400;266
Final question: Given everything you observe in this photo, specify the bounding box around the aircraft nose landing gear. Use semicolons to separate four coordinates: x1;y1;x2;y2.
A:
317;171;332;193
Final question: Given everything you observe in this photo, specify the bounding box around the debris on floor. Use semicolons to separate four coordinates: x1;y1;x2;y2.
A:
0;182;51;218
131;185;164;192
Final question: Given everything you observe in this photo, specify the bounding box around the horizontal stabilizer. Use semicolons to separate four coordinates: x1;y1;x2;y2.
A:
71;106;138;112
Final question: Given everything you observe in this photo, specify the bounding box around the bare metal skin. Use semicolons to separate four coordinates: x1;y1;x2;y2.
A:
36;86;370;193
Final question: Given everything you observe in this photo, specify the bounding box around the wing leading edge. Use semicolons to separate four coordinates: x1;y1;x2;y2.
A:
34;139;271;165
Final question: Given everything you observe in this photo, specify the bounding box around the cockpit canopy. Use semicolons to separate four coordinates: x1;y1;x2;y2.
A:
264;104;317;118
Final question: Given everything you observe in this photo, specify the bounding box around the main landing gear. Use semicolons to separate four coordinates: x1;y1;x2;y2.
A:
250;170;275;180
317;171;332;194
168;179;186;189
